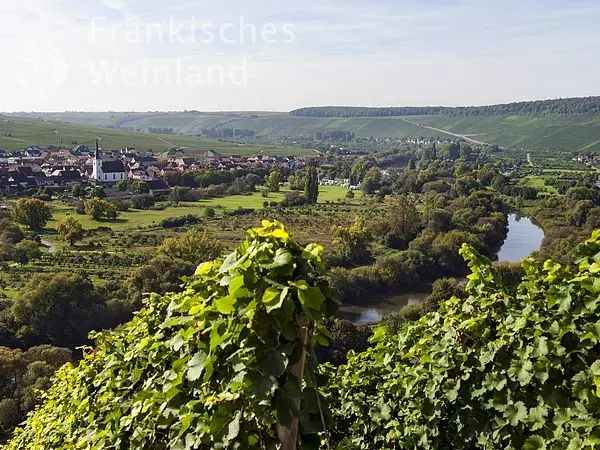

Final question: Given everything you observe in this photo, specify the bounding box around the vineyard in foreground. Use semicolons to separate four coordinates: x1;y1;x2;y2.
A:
5;222;600;449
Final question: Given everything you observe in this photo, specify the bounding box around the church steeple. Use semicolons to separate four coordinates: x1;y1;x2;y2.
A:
92;139;103;183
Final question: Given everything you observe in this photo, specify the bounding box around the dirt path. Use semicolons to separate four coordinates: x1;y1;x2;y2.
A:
41;238;57;254
401;118;490;146
157;136;174;146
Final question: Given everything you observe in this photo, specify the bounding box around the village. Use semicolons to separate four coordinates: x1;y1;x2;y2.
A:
0;144;330;195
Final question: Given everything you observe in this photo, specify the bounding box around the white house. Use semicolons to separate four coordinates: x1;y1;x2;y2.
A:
92;141;127;184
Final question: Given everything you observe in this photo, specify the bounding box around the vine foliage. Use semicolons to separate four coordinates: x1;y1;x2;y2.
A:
7;221;338;449
325;230;600;449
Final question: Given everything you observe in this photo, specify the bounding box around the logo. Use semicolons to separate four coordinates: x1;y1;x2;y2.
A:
14;32;68;87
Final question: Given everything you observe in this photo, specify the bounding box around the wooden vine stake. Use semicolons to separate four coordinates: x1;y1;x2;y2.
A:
278;314;309;450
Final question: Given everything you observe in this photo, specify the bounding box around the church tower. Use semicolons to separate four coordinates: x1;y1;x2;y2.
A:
92;139;103;183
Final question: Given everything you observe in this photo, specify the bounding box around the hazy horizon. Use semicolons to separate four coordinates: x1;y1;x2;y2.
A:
2;0;600;112
6;93;600;115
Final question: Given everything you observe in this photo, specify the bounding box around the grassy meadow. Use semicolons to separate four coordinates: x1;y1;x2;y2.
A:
44;185;352;238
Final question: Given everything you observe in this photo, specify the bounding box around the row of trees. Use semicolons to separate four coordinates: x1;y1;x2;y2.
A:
291;96;600;118
201;127;255;139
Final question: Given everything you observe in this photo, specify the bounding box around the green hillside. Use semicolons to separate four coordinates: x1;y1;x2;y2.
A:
0;115;315;156
409;115;600;153
106;113;600;153
13;97;600;154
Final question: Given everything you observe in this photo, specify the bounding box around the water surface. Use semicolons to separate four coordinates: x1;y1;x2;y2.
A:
497;214;545;263
338;214;545;324
338;292;429;325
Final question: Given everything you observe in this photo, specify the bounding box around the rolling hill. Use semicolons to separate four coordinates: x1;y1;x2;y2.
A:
10;96;600;154
0;115;316;156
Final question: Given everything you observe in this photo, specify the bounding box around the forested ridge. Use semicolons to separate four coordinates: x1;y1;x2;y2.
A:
291;96;600;118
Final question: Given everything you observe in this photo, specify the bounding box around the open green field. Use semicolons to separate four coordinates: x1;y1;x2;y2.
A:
45;185;352;236
520;175;559;195
18;110;600;156
0;115;316;156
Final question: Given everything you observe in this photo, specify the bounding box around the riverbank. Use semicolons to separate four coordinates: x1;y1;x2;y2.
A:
338;213;545;324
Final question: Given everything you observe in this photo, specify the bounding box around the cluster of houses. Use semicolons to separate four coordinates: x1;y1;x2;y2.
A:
0;145;327;194
577;155;600;165
319;178;361;190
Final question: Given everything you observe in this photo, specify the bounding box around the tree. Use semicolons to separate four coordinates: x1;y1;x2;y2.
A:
280;191;307;207
56;216;84;246
157;229;224;266
423;277;465;313
331;216;373;265
14;240;41;262
567;186;600;205
0;219;25;244
304;164;319;204
389;196;421;239
12;198;52;230
71;184;82;198
361;167;382;194
11;272;111;348
0;345;72;436
84;198;118;221
203;207;216;218
453;176;482;197
90;186;106;198
128;256;195;302
115;181;128;191
266;171;282;192
426;208;453;232
585;208;600;229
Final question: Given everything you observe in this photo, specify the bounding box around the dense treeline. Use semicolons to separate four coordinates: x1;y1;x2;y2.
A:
291;96;600;118
315;130;356;141
147;127;175;134
201;128;255;139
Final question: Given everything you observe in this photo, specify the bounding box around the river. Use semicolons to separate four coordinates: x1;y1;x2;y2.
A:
339;214;545;324
496;214;545;263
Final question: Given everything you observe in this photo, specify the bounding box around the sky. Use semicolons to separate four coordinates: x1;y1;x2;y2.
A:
1;0;600;112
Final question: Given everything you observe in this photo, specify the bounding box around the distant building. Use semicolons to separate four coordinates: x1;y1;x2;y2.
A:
147;179;171;195
91;140;127;184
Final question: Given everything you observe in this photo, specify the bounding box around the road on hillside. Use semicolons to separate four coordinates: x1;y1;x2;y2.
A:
401;118;490;146
157;136;174;146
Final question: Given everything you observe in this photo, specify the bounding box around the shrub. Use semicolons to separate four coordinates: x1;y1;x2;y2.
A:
159;214;202;229
383;303;424;334
280;191;308;207
110;197;132;212
316;319;372;366
130;194;156;210
203;207;216;218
